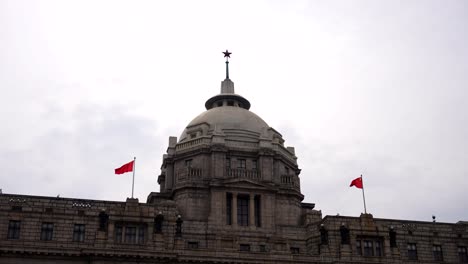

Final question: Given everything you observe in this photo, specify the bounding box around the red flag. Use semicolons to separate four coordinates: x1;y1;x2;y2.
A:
350;176;363;189
115;160;134;175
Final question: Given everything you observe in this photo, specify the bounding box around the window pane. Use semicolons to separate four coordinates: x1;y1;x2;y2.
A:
407;243;418;260
375;241;382;256
115;226;123;243
237;195;249;226
40;223;53;241
226;193;232;225
138;226;146;244
364;240;374;256
7;220;21;239
254;195;261;227
73;224;85;242
125;226;137;243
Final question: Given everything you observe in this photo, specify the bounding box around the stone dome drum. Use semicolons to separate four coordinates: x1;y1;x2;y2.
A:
179;106;269;142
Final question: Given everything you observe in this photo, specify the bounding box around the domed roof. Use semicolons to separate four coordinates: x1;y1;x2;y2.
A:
179;106;269;142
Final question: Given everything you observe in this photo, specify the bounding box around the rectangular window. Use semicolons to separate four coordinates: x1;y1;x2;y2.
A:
254;195;261;227
285;166;290;175
237;195;249;226
252;160;257;170
226;158;231;169
290;247;300;254
138;225;146;244
125;226;137;244
259;245;266;252
188;241;199;249
356;240;362;255
11;206;22;212
226;193;232;225
72;224;85;242
389;229;397;247
7;220;21;239
40;222;54;241
375;241;382;256
459;246;468;263
356;238;383;257
407;243;418;260
115;224;146;244
115;225;123;243
240;244;250;251
185;159;192;168
433;245;443;261
238;159;246;169
363;240;374;256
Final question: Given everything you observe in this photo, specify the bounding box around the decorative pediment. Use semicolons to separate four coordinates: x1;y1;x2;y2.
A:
219;178;272;190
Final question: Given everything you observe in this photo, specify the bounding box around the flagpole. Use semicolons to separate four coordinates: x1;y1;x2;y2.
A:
361;174;367;214
131;157;136;198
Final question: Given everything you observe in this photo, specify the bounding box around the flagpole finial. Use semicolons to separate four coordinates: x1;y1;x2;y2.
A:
222;50;232;79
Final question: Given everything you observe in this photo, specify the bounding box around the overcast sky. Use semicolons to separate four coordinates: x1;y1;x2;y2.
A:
1;0;467;223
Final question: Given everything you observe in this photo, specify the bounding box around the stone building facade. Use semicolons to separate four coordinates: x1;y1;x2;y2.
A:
1;59;467;263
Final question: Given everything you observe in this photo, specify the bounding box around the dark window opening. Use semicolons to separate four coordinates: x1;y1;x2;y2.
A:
11;206;22;212
190;133;196;139
77;210;85;216
259;245;267;252
375;241;382;256
98;211;109;231
227;101;234;106
115;226;123;243
40;222;54;241
138;225;145;244
433;245;443;261
188;241;199;249
356;237;383;257
458;246;468;263
254;195;261;227
226;157;231;169
363;241;374;256
226;193;232;225
356;240;362;255
217;101;223;107
389;229;397;247
238;159;246;169
115;224;146;244
73;224;85;242
237;195;249;226
185;159;192;168
252;160;258;170
125;226;137;243
320;226;328;245
407;243;418;260
240;244;250;251
7;220;21;239
340;225;350;244
45;208;53;213
154;214;164;233
290;247;300;254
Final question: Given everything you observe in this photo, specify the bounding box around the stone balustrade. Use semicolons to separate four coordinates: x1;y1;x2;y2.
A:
175;137;211;151
226;168;260;180
176;167;203;182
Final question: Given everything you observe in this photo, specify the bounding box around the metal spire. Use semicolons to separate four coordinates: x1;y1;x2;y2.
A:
223;50;231;79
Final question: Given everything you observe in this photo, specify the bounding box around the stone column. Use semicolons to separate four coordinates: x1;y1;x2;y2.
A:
249;194;255;227
232;192;237;226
